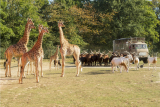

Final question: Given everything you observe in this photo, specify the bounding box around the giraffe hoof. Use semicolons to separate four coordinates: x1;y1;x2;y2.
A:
37;80;39;83
19;79;22;84
76;74;79;77
60;75;64;77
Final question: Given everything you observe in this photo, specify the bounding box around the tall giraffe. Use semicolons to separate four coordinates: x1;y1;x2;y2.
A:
49;45;60;70
58;20;82;77
27;24;44;76
19;26;49;83
4;18;35;77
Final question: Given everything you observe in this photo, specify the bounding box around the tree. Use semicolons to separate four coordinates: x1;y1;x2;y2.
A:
93;0;159;51
0;0;50;58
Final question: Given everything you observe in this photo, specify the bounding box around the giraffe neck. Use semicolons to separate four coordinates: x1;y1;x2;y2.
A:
33;32;44;50
17;23;30;45
59;27;67;45
55;46;59;55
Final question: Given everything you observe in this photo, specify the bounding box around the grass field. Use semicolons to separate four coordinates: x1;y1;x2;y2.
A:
0;58;160;107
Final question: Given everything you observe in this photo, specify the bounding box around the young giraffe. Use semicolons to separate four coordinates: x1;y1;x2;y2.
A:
4;18;35;77
58;20;82;77
49;45;60;70
19;26;49;83
27;24;44;76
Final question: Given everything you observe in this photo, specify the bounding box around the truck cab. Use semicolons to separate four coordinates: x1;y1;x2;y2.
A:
130;42;149;63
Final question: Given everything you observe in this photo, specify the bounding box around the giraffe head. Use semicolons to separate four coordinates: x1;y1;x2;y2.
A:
27;18;35;29
41;27;49;34
38;24;43;33
58;20;65;27
29;24;36;30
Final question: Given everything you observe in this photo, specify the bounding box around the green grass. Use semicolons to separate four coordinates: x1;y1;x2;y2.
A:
0;58;160;107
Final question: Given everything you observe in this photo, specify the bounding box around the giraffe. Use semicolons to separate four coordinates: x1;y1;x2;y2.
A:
27;24;44;76
19;26;49;83
49;45;60;70
4;18;35;77
58;20;82;77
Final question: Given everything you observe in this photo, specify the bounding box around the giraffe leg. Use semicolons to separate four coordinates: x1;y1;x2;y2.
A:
61;55;65;77
5;60;9;77
27;62;30;75
31;62;33;74
75;60;79;76
8;59;12;77
74;54;80;77
17;57;21;77
19;56;27;84
40;57;43;77
35;58;39;83
56;59;59;70
55;60;57;70
19;66;24;84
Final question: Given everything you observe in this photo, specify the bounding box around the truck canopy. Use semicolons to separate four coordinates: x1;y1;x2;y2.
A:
113;37;146;52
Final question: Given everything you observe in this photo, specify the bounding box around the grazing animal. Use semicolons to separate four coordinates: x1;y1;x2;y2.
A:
121;54;133;68
109;53;119;64
102;51;112;66
97;52;103;66
80;53;87;66
49;45;60;70
111;58;128;73
148;56;157;70
86;53;92;66
19;27;49;84
103;53;109;66
91;53;98;66
58;20;82;77
132;54;139;70
4;18;35;77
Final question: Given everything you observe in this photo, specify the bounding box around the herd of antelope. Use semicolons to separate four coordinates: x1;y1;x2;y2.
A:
3;18;158;83
75;50;158;73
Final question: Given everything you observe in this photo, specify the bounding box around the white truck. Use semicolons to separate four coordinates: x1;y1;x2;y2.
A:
113;37;149;63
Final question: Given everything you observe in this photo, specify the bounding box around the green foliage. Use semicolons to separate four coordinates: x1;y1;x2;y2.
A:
0;0;160;59
93;0;159;52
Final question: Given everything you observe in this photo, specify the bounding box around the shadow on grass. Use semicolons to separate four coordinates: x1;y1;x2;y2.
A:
45;73;61;75
0;78;18;80
84;70;111;75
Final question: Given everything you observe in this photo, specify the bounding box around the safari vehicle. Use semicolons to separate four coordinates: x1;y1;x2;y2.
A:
113;37;149;63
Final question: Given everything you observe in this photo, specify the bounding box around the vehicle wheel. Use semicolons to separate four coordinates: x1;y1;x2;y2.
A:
143;58;148;63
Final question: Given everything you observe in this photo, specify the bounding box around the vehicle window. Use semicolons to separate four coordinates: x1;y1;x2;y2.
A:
136;44;147;49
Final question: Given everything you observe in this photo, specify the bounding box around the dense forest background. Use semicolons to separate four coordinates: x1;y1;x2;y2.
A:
0;0;160;59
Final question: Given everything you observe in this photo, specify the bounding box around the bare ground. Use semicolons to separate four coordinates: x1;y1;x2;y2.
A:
0;59;160;91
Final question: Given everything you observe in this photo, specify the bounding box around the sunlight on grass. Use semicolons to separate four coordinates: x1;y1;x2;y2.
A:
0;58;160;107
